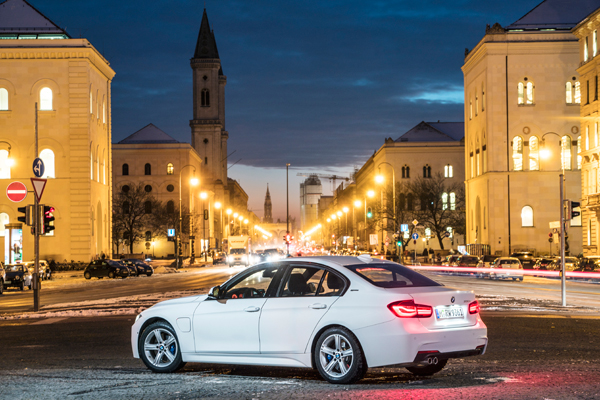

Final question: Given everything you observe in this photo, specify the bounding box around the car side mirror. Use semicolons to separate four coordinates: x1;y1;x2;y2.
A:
208;285;220;299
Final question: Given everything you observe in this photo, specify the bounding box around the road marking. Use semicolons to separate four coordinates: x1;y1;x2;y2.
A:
30;317;69;325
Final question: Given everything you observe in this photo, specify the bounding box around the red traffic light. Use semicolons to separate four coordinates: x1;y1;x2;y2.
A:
549;232;553;238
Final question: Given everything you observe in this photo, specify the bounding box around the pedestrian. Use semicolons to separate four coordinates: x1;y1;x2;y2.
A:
428;250;433;264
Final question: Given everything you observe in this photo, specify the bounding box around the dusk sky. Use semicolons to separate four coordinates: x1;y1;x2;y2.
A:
33;0;541;222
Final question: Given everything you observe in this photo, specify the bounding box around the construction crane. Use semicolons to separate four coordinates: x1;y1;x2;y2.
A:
297;173;352;192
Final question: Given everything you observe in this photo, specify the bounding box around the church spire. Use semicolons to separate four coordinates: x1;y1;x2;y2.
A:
193;9;220;60
264;184;273;223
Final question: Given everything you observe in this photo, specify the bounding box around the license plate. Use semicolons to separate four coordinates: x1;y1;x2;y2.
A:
435;306;464;319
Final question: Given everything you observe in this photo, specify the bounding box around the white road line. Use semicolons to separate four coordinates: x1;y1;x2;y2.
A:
30;317;69;325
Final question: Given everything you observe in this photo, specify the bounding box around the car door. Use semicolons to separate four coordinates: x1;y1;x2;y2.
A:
259;264;345;354
193;264;282;354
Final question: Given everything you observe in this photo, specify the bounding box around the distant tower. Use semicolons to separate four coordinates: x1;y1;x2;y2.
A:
300;175;322;230
264;185;273;223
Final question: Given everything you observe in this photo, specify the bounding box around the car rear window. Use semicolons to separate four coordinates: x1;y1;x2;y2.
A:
344;263;441;288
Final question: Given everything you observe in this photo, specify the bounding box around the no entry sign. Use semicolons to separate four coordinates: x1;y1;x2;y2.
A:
7;181;27;202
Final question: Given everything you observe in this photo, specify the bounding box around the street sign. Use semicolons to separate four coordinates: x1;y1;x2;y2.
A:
412;219;419;226
168;229;175;237
6;181;27;202
30;178;47;202
32;158;45;178
369;234;378;245
400;224;409;232
549;221;561;229
411;233;419;240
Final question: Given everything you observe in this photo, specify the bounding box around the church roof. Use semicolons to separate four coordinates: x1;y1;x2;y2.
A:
117;123;180;144
396;121;464;143
506;0;600;31
193;9;220;60
0;0;69;38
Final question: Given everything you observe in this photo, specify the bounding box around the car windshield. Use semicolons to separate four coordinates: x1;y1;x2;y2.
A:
230;248;246;255
264;249;278;254
8;265;24;272
344;263;441;288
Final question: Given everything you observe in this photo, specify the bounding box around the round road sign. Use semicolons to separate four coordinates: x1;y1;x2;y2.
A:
7;181;27;202
33;157;45;178
411;233;419;240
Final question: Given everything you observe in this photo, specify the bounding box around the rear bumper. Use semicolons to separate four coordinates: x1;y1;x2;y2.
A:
412;345;486;364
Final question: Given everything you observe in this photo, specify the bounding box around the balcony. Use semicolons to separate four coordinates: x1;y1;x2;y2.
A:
585;192;600;211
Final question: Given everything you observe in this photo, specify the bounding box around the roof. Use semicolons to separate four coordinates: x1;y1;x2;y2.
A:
506;0;600;31
396;121;464;143
117;124;180;144
193;9;220;60
0;0;69;37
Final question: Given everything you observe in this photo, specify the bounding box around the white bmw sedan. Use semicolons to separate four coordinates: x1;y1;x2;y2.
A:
131;255;487;384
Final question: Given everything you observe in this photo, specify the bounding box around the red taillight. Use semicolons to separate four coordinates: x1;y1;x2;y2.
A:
469;300;480;314
388;300;433;318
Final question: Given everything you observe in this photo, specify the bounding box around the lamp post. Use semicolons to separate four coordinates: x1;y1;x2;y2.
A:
179;165;198;269
540;134;568;306
353;200;361;249
215;202;222;251
331;214;338;250
286;163;291;257
200;192;208;261
342;207;349;240
376;162;397;254
365;190;375;251
226;209;232;237
326;218;331;248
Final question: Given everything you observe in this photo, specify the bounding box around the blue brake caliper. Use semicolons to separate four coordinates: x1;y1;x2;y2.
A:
326;354;333;362
169;344;176;355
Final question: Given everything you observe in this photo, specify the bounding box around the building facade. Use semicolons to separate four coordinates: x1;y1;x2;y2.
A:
461;1;599;257
300;175;322;231
0;0;115;263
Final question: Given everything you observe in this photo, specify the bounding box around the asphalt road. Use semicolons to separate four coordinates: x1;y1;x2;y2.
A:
0;314;598;399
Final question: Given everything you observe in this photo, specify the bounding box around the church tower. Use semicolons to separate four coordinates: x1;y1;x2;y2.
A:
264;185;273;223
190;9;228;185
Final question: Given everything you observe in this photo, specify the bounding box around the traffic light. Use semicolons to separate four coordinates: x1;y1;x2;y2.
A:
566;200;581;220
284;233;291;244
42;205;55;234
367;207;373;218
204;209;209;220
17;206;32;225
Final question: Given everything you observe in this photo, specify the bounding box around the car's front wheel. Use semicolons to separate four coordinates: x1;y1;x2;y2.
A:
84;272;91;280
108;271;115;279
146;272;153;277
314;327;367;384
139;321;186;373
406;358;448;376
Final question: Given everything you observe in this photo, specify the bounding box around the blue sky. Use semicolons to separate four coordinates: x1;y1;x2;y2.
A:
31;0;542;220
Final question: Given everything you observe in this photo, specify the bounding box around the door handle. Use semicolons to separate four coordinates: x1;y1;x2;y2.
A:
244;306;260;312
310;303;327;309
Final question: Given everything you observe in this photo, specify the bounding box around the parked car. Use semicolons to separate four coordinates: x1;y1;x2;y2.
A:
4;264;33;290
547;257;579;272
576;257;600;272
212;252;227;265
114;259;138;276
452;255;480;268
83;260;130;279
123;259;154;276
533;258;555;271
509;252;536;269
131;255;487;384
443;255;460;266
23;260;51;280
475;255;498;278
486;257;523;281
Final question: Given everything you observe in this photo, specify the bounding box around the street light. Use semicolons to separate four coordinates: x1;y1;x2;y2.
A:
342;207;349;239
377;162;397;242
226;209;232;238
365;190;375;251
179;165;198;269
200;192;208;261
215;202;222;251
353;200;361;248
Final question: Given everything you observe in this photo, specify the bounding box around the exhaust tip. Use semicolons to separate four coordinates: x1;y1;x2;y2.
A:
427;356;439;365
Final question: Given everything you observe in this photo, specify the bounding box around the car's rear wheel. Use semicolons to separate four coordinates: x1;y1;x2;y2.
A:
146;272;153;277
108;271;115;279
139;321;186;373
314;327;367;384
406;358;448;376
84;272;91;280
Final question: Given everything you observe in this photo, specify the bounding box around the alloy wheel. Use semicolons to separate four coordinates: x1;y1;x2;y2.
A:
319;333;354;378
143;328;178;368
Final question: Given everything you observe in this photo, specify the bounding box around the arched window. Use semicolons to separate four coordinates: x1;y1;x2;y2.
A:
444;164;453;178
561;135;572;170
96;149;100;182
450;192;456;210
201;89;210;107
122;201;130;214
0;212;9;237
512;136;523;171
521;206;533;227
575;82;581;104
475;96;478;116
517;82;524;104
442;192;448;210
122;163;129;176
167;163;174;175
0;149;11;179
40;87;53;110
526;82;534;104
39;149;55;178
578;135;582;170
144;201;152;214
167;200;175;214
402;165;410;178
423;165;431;178
529;136;539;171
0;88;8;110
144;163;151;175
566;82;573;103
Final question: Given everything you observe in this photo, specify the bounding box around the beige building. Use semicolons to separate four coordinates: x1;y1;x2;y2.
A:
0;0;115;263
300;175;322;231
461;1;600;257
574;5;600;256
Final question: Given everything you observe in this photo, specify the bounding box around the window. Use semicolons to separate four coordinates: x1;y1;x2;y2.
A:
470;152;474;178
344;263;441;288
587;80;590;104
167;184;174;192
469;98;472;120
521;206;533;227
122;201;130;214
423;165;431;178
566;82;573;104
144;185;152;193
281;267;344;297
586;126;590;151
475;96;478;116
401;165;410;178
442;192;448;210
450;192;456;210
40;87;53;110
575;82;581;103
0;149;11;179
518;82;524;104
102;100;106;124
561;135;572;170
122;164;129;175
144;201;152;214
578;135;582;170
201;89;210;107
122;185;130;193
144;163;151;175
0;212;8;236
512;136;523;171
205;157;208;165
167;200;175;214
221;265;279;299
0;88;8;110
529;136;539;171
444;165;453;178
476;150;480;176
167;163;174;175
39;149;55;178
595;76;598;101
145;231;152;241
585;36;589;62
595;30;598;57
526;82;534;104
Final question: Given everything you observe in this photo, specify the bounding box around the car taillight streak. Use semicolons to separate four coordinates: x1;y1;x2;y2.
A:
387;300;433;318
469;300;480;314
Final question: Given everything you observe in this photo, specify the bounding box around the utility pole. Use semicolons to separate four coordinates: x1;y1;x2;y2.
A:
286;163;290;256
34;103;40;311
560;174;566;306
